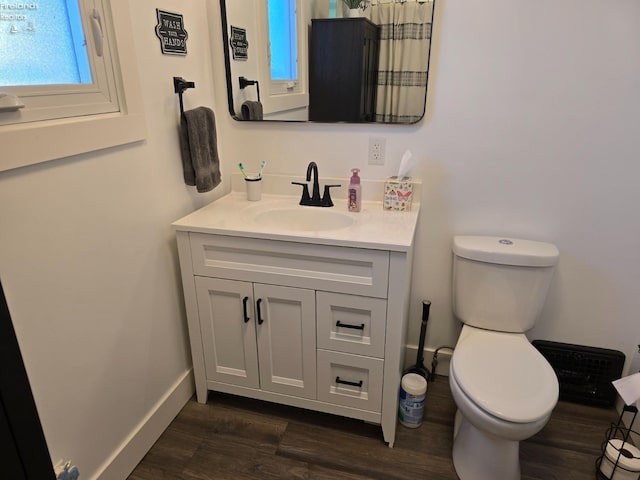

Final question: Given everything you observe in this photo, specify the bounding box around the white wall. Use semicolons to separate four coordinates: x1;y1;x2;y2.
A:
0;1;225;479
225;0;261;115
208;0;640;364
0;0;639;478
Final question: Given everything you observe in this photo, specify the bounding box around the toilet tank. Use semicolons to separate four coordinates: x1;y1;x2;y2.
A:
452;236;559;333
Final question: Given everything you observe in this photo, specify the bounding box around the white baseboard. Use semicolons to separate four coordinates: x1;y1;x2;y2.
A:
93;369;195;480
404;345;454;377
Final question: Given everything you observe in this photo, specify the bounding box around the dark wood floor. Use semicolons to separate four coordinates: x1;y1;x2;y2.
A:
128;376;617;480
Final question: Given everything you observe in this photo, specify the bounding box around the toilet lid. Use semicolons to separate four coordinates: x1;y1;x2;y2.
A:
452;329;559;423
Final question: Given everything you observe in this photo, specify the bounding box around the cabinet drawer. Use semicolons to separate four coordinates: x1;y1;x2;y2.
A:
189;233;389;298
316;292;386;358
317;350;383;413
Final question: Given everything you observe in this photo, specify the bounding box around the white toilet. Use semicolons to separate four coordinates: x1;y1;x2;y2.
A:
449;236;560;480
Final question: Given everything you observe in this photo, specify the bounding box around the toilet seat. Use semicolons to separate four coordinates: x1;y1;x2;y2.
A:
451;327;558;423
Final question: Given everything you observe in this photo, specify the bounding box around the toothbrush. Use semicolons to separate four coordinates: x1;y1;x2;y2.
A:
238;162;248;178
257;160;266;178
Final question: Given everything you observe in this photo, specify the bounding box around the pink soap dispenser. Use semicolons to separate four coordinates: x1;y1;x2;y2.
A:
348;168;361;212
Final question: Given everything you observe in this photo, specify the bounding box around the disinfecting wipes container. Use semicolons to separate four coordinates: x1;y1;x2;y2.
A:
398;373;427;428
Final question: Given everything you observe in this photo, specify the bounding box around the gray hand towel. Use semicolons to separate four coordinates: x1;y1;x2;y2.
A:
179;107;222;193
241;101;263;121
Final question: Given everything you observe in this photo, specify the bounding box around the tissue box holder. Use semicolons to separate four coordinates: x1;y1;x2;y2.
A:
384;176;413;211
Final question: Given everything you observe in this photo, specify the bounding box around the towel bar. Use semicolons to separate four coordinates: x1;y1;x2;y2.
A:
238;76;261;102
173;76;195;118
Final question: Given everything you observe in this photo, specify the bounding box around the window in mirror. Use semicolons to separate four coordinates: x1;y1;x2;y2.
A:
268;0;298;82
328;0;337;18
266;0;303;99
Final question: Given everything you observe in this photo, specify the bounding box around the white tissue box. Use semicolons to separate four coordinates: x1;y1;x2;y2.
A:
384;176;413;211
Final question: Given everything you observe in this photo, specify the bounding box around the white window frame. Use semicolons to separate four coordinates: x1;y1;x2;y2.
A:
0;0;146;172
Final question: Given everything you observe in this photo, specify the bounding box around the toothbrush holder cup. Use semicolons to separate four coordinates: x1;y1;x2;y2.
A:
245;176;262;201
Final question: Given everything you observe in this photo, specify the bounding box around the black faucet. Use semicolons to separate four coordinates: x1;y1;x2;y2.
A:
292;162;340;207
307;161;321;204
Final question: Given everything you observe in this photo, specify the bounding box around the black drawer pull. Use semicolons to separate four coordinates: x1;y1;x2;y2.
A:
256;298;264;325
335;376;363;388
336;321;365;331
242;296;250;323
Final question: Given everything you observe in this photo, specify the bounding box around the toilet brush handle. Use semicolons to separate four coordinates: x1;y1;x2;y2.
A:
416;301;431;363
422;301;431;323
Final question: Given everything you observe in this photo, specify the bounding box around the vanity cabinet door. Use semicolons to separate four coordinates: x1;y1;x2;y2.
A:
195;277;260;389
254;284;317;400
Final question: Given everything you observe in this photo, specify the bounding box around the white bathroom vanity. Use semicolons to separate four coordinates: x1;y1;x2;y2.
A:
173;190;419;447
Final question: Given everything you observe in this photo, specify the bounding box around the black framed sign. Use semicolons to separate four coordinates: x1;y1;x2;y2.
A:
155;9;188;55
230;26;248;61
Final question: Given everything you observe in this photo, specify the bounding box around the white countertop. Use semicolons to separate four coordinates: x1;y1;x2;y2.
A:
172;192;420;252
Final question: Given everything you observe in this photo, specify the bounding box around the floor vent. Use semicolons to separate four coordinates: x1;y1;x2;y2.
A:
533;340;625;408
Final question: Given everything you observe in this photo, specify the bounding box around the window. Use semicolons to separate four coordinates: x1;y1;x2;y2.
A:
267;0;298;82
1;0;92;86
265;0;303;96
0;0;119;126
0;0;146;172
328;0;338;18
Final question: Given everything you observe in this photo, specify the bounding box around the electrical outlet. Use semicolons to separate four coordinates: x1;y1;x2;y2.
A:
368;137;386;165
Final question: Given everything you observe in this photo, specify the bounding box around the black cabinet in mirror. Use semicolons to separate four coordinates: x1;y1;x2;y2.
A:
220;0;435;125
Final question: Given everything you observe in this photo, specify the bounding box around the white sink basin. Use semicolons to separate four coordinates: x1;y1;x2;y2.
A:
254;207;354;231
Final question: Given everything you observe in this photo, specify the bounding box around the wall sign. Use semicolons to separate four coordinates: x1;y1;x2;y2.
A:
230;26;248;61
155;9;188;55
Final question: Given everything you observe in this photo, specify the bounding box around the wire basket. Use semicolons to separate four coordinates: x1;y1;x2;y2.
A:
596;405;640;480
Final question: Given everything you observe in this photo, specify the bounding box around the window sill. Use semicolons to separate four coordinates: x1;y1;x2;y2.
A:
262;92;309;116
1;112;146;172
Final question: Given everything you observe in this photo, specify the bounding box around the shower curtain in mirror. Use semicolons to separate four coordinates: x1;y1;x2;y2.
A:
370;0;433;123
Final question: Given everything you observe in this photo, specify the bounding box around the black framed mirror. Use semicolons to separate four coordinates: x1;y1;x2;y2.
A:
220;0;435;124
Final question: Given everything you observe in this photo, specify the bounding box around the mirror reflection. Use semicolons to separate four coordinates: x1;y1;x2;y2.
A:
220;0;435;124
